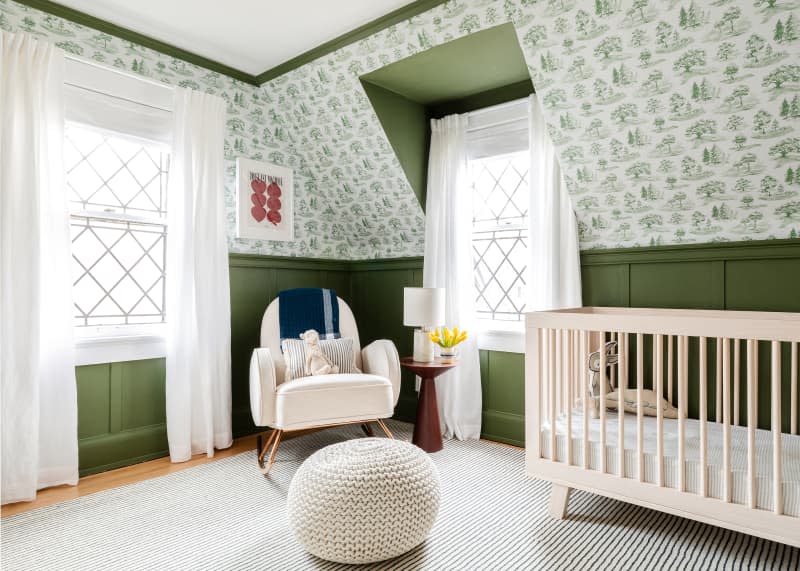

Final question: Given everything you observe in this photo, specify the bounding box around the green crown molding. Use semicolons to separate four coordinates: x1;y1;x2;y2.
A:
254;0;449;84
15;0;449;86
14;0;260;85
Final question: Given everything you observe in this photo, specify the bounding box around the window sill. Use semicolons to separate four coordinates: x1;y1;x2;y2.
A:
75;334;166;366
477;329;524;353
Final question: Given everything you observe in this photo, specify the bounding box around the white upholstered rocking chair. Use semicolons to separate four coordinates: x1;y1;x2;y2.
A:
249;296;401;474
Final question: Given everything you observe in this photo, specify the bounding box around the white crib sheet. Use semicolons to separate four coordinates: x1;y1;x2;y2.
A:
541;411;800;516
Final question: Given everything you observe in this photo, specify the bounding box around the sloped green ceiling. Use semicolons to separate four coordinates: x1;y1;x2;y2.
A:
360;22;531;104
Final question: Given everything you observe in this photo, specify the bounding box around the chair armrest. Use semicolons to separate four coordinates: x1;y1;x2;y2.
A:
362;340;401;406
250;348;277;427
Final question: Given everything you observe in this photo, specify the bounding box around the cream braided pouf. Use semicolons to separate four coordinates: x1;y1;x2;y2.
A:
287;438;440;564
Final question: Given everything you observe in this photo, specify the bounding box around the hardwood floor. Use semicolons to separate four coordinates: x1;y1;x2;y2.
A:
1;429;522;519
1;434;260;518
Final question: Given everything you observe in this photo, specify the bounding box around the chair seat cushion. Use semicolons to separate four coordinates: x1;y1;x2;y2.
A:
275;374;393;430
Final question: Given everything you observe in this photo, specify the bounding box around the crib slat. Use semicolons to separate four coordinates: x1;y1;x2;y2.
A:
565;329;572;467
618;332;625;478
734;339;741;426
668;335;673;405
549;329;556;462
722;337;731;503
678;335;687;492
699;336;708;498
655;333;664;487
716;338;722;423
556;329;562;418
637;333;644;483
581;330;589;470
600;331;607;474
772;341;782;516
747;339;756;509
791;342;797;436
610;332;617;390
754;343;759;429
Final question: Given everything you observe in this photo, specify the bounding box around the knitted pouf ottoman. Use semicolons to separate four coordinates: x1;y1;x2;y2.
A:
287;437;440;564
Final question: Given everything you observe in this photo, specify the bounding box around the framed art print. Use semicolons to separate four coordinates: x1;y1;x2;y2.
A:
236;157;294;242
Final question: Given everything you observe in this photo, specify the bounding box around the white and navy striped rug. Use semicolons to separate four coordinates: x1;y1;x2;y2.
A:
2;421;797;570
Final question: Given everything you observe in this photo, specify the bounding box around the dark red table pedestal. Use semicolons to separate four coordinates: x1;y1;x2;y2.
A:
400;358;458;453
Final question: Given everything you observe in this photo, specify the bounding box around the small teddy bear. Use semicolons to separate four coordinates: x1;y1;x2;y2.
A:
300;329;339;376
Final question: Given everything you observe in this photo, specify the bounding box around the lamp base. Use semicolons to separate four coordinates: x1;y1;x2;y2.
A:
412;328;435;362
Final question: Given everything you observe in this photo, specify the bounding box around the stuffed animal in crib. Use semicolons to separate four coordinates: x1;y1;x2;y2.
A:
300;329;339;376
588;340;618;401
586;340;678;419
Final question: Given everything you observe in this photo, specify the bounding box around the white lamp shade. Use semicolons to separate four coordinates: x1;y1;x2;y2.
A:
403;287;445;327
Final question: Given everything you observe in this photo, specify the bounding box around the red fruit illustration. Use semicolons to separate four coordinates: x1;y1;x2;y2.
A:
251;206;267;222
267;210;282;225
251;179;267;194
267;183;281;197
267;197;281;210
251;193;267;207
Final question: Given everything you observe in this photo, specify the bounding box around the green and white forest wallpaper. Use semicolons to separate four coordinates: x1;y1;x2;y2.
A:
2;0;800;257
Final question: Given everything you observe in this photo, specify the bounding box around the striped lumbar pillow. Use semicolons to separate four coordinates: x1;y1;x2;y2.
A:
281;337;361;381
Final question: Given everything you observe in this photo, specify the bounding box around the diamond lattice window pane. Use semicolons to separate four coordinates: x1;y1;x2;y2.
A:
470;150;530;323
67;124;169;327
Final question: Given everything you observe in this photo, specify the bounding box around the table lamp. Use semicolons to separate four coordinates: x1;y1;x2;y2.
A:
403;287;445;362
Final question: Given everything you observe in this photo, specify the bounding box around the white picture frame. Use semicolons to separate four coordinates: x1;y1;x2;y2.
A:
236;157;294;242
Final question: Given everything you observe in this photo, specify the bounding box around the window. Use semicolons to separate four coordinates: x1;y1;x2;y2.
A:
466;98;530;339
470;151;530;326
66;124;169;329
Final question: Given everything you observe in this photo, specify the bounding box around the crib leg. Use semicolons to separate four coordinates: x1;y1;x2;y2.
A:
549;484;572;519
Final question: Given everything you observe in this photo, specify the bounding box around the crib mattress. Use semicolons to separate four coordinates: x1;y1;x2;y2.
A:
541;411;800;517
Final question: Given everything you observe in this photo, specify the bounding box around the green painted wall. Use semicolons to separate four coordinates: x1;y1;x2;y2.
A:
76;359;167;476
360;81;430;208
75;240;799;475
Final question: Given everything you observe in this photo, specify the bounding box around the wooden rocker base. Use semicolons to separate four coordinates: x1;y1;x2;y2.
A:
255;419;394;476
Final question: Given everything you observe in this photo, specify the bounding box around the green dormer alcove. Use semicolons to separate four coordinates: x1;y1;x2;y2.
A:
360;23;534;209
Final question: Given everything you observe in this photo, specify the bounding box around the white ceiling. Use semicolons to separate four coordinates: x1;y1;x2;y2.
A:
53;0;417;76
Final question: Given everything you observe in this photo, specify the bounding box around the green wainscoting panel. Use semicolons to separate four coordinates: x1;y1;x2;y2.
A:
629;261;724;309
75;358;167;477
480;350;525;447
580;264;629;307
76;364;111;440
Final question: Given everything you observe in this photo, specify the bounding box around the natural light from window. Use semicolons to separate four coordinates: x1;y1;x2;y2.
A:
470;150;530;327
65;125;169;327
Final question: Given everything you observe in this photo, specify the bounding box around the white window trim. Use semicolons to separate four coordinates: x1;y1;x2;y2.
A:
75;325;166;366
65;57;173;364
475;321;525;353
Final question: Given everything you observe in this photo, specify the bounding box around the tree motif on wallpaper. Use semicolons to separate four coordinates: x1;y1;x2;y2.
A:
4;0;800;253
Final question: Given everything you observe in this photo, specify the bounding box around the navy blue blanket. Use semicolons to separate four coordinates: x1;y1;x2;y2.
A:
278;288;340;341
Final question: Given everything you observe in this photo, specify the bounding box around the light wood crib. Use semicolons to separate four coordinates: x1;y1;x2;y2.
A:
525;307;800;547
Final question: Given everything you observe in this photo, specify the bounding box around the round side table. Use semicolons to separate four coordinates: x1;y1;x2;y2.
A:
399;358;458;453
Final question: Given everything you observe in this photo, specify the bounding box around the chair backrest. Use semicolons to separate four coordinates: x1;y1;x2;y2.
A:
260;296;362;385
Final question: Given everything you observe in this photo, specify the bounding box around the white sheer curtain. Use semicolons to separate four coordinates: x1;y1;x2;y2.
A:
423;114;482;440
528;94;582;311
1;32;78;503
166;88;232;462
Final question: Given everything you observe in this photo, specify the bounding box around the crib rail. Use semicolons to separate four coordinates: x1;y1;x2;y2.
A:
525;307;800;547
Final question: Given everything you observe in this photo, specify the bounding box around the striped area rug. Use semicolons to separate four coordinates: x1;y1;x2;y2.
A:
2;421;797;570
